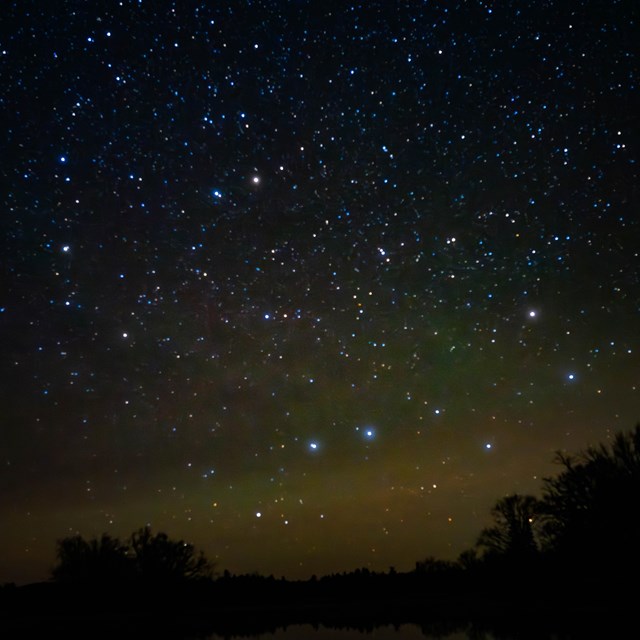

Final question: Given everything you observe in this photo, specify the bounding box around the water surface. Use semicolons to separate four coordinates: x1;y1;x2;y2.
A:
200;624;498;639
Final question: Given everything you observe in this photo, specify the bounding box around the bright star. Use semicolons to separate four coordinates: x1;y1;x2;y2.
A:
363;427;376;440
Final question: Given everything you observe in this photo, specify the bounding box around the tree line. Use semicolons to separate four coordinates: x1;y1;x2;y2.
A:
48;423;640;600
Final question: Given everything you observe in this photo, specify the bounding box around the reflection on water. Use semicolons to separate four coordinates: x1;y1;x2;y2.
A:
181;608;630;640
199;624;490;639
2;616;611;639
189;618;619;640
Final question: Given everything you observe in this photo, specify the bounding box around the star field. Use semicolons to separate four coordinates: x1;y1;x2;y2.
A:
1;0;638;584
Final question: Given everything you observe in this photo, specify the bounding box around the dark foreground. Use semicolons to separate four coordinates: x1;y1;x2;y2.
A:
0;573;634;639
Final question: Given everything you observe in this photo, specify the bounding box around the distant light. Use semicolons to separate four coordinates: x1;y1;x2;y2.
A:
252;175;260;184
256;512;262;518
485;443;492;450
309;442;319;451
528;310;537;318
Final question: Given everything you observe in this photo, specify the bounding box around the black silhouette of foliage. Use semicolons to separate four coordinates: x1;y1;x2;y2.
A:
476;493;542;561
51;528;213;584
460;423;640;601
52;533;131;583
540;423;640;573
415;556;459;575
130;526;214;582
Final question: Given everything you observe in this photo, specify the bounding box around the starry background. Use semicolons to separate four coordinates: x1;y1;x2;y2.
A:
1;0;638;585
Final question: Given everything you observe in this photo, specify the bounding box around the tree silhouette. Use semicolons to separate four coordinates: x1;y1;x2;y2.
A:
476;493;542;561
540;423;640;576
51;528;214;584
52;533;132;584
130;527;214;583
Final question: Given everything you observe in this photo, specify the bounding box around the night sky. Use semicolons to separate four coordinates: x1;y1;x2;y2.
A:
1;0;638;586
